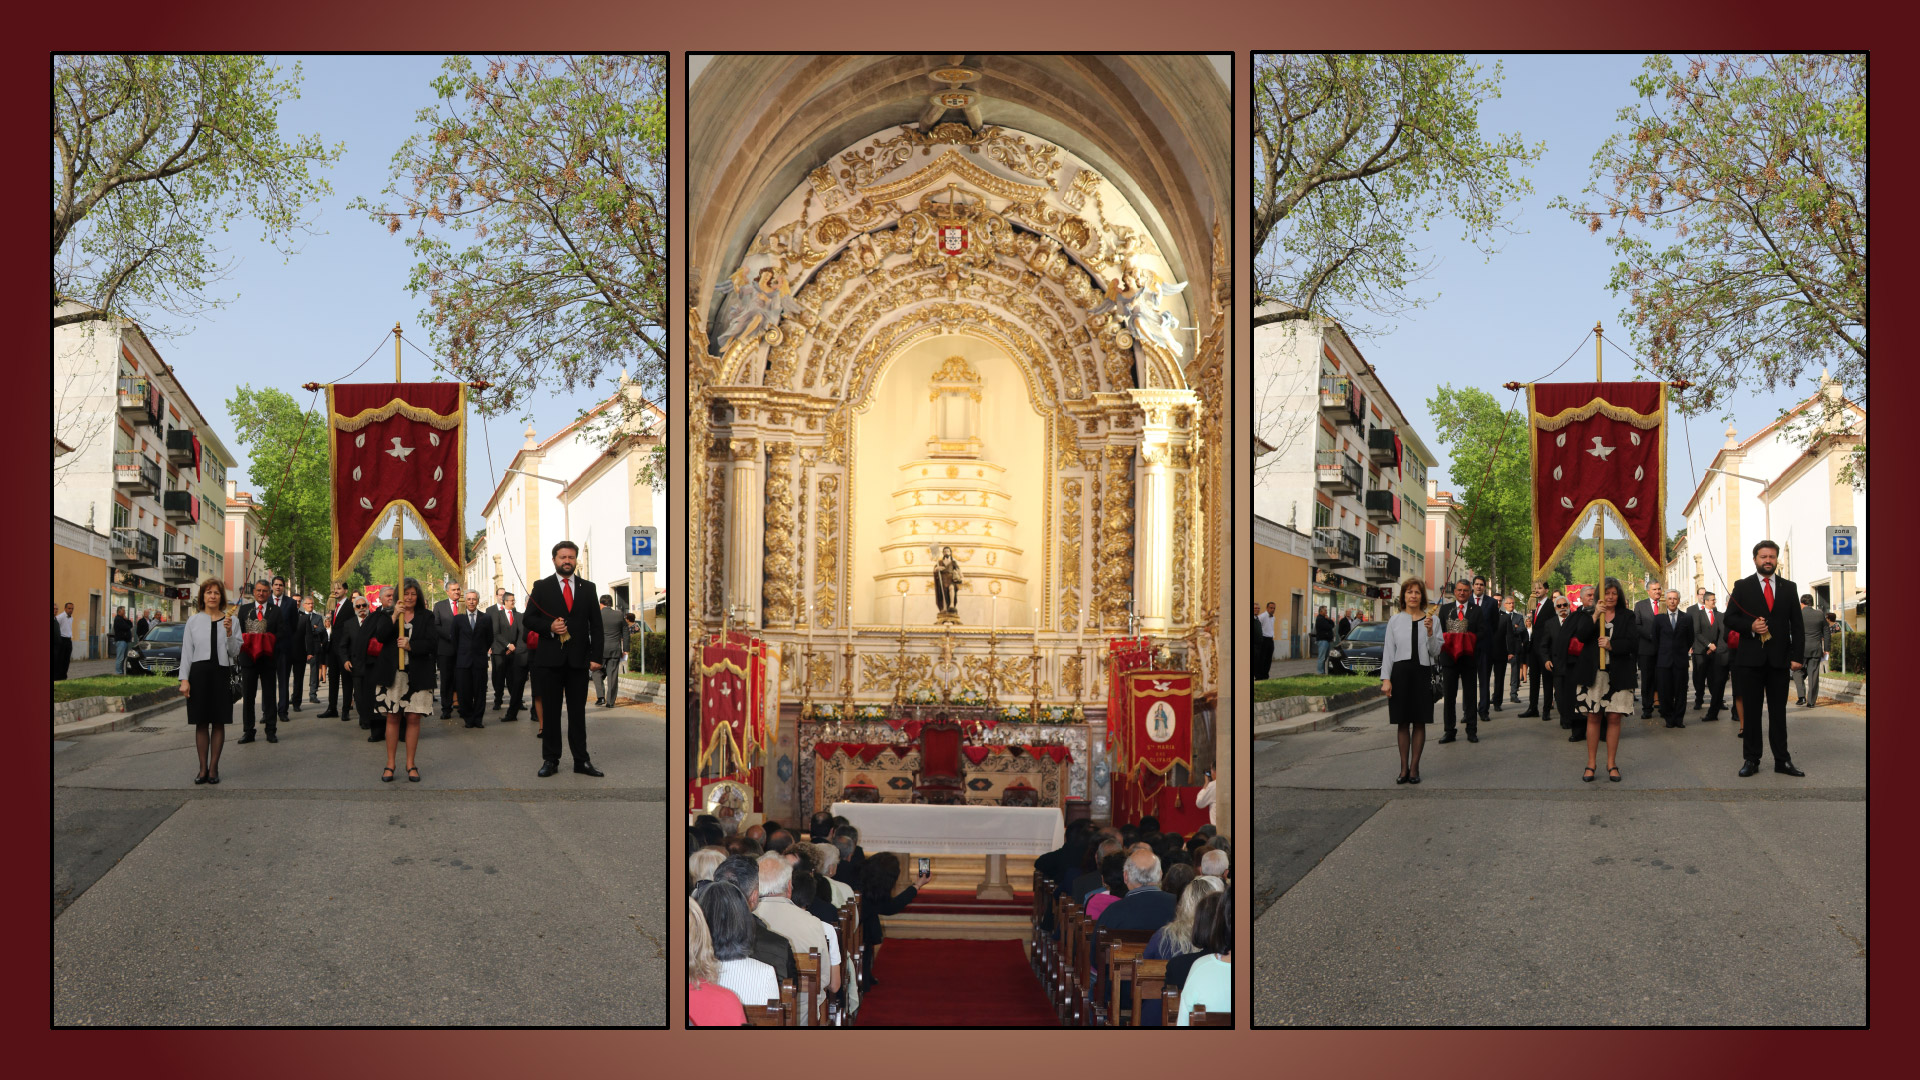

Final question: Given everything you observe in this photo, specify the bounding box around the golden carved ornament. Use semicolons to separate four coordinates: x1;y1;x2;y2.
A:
1058;477;1083;633
814;474;839;629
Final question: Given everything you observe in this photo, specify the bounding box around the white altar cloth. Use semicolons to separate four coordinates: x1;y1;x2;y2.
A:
830;802;1066;856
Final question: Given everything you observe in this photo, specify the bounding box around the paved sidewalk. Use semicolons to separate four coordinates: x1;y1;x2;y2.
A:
1252;698;1865;1026
53;697;667;1026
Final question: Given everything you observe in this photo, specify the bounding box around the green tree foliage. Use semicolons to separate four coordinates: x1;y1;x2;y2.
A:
225;387;331;597
1427;385;1532;595
53;55;342;332
353;55;668;490
1551;535;1658;597
1555;54;1865;485
353;538;455;597
1252;54;1542;333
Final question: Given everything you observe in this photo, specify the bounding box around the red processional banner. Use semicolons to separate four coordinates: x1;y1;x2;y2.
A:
699;629;765;771
328;382;466;580
1529;381;1666;578
1126;670;1193;777
1106;636;1154;771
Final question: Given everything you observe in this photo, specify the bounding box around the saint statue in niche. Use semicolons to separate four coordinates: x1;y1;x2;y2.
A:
933;546;964;620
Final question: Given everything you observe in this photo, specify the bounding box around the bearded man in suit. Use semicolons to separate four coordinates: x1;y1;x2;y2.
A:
1724;540;1807;777
525;540;605;778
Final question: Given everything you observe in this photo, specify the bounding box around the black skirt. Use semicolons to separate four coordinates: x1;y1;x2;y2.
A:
1386;659;1435;726
185;659;234;726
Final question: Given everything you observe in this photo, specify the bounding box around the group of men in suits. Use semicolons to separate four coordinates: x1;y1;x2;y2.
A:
238;541;621;778
1471;539;1815;777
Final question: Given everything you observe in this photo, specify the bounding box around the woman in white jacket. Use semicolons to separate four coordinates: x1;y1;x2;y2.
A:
1381;577;1444;784
179;577;243;785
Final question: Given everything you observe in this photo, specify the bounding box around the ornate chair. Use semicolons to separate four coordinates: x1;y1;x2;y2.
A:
839;773;881;804
1001;776;1040;807
914;717;966;805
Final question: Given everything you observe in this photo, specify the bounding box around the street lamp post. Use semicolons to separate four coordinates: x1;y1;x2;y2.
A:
1705;467;1772;554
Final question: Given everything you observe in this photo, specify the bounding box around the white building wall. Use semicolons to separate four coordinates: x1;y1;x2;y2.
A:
52;321;128;538
1252;320;1321;532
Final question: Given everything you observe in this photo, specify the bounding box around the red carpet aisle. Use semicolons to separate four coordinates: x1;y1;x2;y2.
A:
854;939;1059;1027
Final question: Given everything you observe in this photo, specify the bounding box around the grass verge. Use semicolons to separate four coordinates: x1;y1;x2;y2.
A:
1253;674;1378;702
53;674;177;703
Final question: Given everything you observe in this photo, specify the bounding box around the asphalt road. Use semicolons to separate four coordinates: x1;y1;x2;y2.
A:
1252;696;1866;1026
53;696;667;1026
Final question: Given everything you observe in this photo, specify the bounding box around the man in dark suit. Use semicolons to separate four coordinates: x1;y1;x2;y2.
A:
348;587;390;742
450;589;493;728
237;580;282;744
490;590;528;721
1096;851;1179;932
266;576;302;722
1502;595;1527;704
1632;586;1661;719
525;540;605;777
319;583;360;721
1313;606;1336;674
432;580;461;719
1468;576;1504;718
1650;588;1694;727
1336;610;1353;641
1437;579;1482;744
299;596;327;706
1549;590;1584;740
1519;582;1560;722
1690;590;1728;720
1724;540;1806;777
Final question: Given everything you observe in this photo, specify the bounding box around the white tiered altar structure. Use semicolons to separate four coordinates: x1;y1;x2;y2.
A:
688;56;1233;902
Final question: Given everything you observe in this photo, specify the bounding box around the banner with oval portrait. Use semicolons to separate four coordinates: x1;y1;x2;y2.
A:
1125;670;1193;776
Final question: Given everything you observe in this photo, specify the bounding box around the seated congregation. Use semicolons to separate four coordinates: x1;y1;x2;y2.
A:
685;812;1231;1027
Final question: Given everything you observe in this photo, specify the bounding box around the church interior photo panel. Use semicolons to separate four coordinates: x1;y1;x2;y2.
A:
682;53;1235;1027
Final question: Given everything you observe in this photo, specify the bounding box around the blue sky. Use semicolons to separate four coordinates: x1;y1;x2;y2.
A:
1335;53;1817;538
145;54;620;538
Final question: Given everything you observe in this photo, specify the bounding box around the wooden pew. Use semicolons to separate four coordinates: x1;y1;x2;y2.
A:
1073;917;1104;1026
743;981;796;1027
795;948;825;1027
1029;875;1053;979
1160;987;1232;1028
1102;936;1151;1025
1129;958;1169;1027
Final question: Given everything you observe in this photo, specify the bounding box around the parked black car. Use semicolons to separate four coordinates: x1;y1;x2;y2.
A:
1327;622;1443;695
125;623;184;677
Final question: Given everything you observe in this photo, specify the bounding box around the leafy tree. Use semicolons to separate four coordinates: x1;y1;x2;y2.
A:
1426;385;1532;596
353;54;668;490
354;537;455;597
1553;536;1658;599
1252;54;1541;333
53;54;342;332
1554;54;1865;485
226;387;331;597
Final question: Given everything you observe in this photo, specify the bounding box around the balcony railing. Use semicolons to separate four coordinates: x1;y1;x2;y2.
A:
165;427;197;467
116;377;159;428
113;452;161;496
163;488;200;525
1314;450;1363;496
1365;551;1402;582
1368;426;1401;468
162;552;200;583
112;528;159;569
1318;377;1359;425
1313;527;1361;568
1365;488;1401;525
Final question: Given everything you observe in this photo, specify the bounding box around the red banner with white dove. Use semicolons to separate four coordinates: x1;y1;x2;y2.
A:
328;382;466;580
1529;381;1667;579
1126;671;1193;777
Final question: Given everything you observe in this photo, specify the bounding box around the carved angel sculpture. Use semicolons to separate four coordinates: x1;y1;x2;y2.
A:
1092;268;1188;359
711;264;795;355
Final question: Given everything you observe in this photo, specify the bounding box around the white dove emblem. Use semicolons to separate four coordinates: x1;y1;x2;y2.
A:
1152;680;1172;692
1586;437;1615;460
385;437;416;461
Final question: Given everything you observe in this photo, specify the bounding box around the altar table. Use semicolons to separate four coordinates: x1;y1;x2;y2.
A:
830;802;1065;900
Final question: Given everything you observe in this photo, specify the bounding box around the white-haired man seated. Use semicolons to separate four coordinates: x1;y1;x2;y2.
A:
1198;848;1230;879
752;852;841;1020
1095;850;1179;931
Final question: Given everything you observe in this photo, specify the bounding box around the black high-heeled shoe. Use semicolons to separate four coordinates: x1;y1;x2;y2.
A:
1582;766;1597;782
407;767;420;783
207;770;219;785
381;767;395;783
1396;771;1410;784
1608;766;1622;782
194;773;208;785
1407;771;1421;785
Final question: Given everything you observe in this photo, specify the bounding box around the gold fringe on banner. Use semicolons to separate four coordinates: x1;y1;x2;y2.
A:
1529;384;1668;580
327;384;468;582
333;398;462;432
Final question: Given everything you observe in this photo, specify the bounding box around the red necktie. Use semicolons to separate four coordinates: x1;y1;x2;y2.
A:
563;578;573;609
507;612;514;626
1763;577;1774;609
1709;612;1715;625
